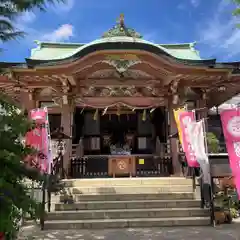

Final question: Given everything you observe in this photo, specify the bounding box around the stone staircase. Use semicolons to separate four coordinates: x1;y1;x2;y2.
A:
44;177;210;229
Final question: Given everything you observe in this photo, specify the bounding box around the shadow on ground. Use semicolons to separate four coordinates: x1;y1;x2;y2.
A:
18;222;240;240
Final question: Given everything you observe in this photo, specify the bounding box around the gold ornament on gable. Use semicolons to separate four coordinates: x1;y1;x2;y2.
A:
102;58;141;74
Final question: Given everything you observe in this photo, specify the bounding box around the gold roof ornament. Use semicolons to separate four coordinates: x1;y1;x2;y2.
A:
102;14;142;38
118;13;125;29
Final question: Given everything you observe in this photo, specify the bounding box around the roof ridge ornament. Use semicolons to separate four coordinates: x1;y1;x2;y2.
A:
102;14;142;39
118;13;125;29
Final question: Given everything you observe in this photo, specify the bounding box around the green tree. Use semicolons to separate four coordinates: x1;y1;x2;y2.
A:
0;1;66;238
233;0;240;16
233;0;240;27
0;0;65;42
0;94;44;239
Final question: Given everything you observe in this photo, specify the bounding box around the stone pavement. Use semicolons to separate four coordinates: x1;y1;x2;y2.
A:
18;223;240;240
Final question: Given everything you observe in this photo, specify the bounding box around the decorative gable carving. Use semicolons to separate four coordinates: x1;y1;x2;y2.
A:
102;59;141;73
87;69;153;80
79;86;163;97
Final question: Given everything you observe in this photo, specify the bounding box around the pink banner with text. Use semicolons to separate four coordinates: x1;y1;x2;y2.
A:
179;111;199;168
25;108;49;173
220;109;240;199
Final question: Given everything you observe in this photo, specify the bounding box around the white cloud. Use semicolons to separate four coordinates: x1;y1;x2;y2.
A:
178;0;200;10
41;24;74;42
197;0;240;59
190;0;200;8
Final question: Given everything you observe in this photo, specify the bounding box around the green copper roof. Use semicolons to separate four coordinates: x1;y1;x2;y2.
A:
30;38;201;61
29;15;202;62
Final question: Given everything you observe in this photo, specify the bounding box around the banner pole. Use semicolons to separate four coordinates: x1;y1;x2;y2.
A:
203;118;215;226
202;119;208;156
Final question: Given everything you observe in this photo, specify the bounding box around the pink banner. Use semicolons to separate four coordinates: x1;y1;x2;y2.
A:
25;108;50;173
235;175;240;200
220;109;240;199
179;111;199;168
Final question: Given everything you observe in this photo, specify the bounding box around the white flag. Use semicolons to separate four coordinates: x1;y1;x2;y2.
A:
188;120;210;184
189;120;208;161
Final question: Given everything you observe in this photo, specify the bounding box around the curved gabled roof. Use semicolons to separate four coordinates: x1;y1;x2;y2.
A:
27;36;217;68
28;15;208;67
30;37;202;62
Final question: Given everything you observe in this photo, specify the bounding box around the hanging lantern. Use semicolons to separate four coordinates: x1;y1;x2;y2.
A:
202;92;208;100
28;91;33;101
172;94;179;104
142;109;147;121
93;109;98;120
80;108;85;114
116;106;121;116
102;107;108;115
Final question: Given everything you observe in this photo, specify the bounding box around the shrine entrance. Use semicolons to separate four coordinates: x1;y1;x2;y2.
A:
70;105;170;178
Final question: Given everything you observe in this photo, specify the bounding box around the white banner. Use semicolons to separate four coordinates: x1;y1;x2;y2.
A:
188;120;210;184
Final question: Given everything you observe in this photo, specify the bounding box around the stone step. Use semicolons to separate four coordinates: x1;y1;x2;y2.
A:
43;217;210;229
70;185;193;195
60;192;195;202
47;208;209;221
55;199;201;211
63;177;192;188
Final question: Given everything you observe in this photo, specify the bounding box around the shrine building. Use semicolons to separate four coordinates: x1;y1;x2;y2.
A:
1;15;240;178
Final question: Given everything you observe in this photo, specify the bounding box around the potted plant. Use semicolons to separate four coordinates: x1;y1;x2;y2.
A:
214;177;240;224
206;132;220;153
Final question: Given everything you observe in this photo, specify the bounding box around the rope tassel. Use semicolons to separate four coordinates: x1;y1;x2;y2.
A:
93;109;98;120
142;109;147;121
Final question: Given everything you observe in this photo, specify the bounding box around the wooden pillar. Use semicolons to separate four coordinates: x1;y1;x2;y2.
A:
197;97;208;131
19;91;36;113
168;102;181;176
61;103;73;177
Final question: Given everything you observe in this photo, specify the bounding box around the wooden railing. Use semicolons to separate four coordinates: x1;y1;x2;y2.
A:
69;154;172;179
69;156;108;178
72;143;78;157
136;155;173;177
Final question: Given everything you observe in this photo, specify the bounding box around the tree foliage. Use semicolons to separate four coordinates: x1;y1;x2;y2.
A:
0;94;44;239
233;0;240;16
0;0;65;42
0;1;67;238
233;0;240;27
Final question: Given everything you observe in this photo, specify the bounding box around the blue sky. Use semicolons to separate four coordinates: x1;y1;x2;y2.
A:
0;0;239;62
